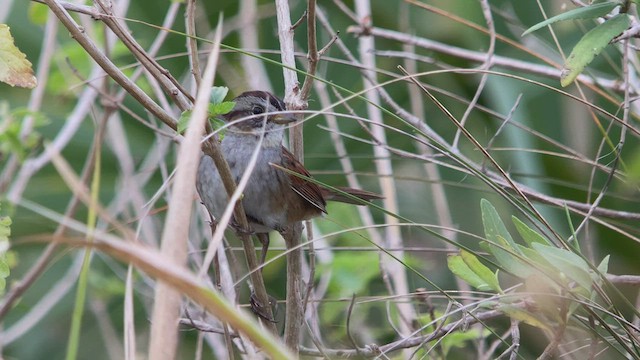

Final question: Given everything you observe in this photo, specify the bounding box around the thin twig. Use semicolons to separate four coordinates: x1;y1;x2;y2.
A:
302;223;316;312
275;0;316;351
291;10;308;30
451;0;496;149
239;0;272;90
354;0;415;342
186;0;201;89
318;32;339;57
299;305;514;358
346;294;362;355
0;77;112;319
508;319;520;360
300;0;318;100
40;0;176;129
214;252;236;360
94;0;194;106
399;66;566;245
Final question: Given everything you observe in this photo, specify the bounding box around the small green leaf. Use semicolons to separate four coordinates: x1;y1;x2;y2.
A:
519;245;564;290
208;101;235;117
209;86;229;105
460;250;502;293
597;255;610;274
531;243;593;290
499;304;552;331
210;118;227;140
210;118;225;130
482;236;536;279
0;216;10;240
561;14;630;87
0;207;12;293
447;254;493;291
522;1;621;36
481;199;517;249
512;216;551;246
480;199;538;278
0;104;47;161
217;101;236;115
177;109;192;133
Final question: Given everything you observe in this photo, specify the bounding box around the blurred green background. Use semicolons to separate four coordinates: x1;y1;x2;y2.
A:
2;0;639;358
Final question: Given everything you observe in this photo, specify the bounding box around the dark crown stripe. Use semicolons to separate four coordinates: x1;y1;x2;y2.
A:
236;90;286;111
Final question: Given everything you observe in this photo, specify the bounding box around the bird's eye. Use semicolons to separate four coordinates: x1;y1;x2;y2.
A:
252;105;265;115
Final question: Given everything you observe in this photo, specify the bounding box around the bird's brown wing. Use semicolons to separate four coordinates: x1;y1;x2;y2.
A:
279;147;327;214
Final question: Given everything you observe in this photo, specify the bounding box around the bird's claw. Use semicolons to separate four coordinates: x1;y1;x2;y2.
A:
250;292;278;323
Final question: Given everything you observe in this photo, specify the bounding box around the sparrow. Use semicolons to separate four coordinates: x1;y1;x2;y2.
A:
196;90;382;264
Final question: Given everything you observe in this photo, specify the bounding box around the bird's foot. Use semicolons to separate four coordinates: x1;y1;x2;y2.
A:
250;291;278;323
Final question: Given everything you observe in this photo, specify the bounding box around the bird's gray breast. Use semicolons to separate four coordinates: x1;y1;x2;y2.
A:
197;136;289;232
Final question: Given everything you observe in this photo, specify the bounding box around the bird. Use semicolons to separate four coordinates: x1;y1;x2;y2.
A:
196;90;382;265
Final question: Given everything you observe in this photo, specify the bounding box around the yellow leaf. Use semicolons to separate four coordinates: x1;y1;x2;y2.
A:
0;24;37;88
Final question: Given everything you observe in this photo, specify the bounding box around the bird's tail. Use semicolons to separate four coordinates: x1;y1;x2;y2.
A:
322;187;383;205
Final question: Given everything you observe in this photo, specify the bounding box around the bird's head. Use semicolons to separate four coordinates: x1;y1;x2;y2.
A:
222;91;297;136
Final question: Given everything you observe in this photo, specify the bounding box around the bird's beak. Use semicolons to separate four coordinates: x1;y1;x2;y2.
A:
271;113;298;125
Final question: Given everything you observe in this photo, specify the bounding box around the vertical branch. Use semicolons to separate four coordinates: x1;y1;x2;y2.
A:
274;0;318;352
353;0;415;341
239;0;272;90
147;20;223;360
185;0;201;89
124;266;136;360
398;1;465;295
214;253;236;360
300;0;318;100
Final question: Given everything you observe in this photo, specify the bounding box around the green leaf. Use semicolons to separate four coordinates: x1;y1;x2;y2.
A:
522;1;621;36
0;105;48;161
480;199;537;278
217;101;236;115
531;243;593;290
512;216;551;246
447;254;493;291
209;86;229;105
177;109;192;133
561;14;630;87
460;250;502;292
208;117;227;140
0;207;12;293
208;101;236;117
481;199;517;249
481;236;536;279
597;254;610;274
0;219;10;240
518;245;565;291
177;88;234;134
499;304;552;331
